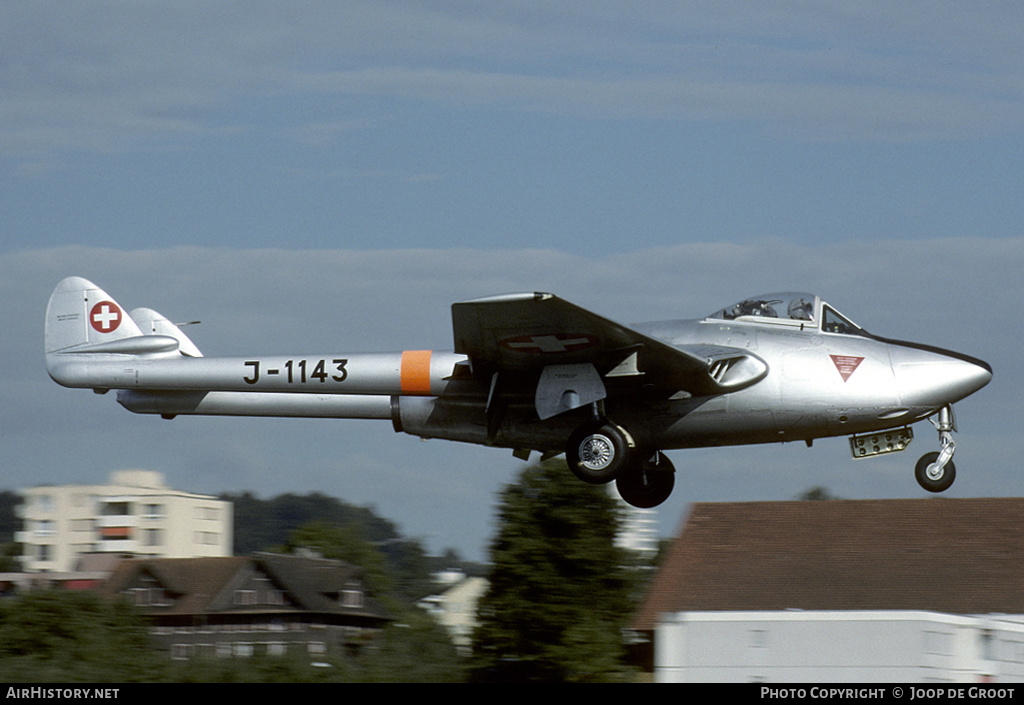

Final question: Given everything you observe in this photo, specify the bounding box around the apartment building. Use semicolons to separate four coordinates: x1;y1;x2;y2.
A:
18;470;232;572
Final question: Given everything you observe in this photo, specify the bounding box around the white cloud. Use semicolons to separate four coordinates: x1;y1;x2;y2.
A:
3;2;1022;161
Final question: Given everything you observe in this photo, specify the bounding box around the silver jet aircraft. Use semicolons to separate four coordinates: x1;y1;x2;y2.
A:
45;277;991;508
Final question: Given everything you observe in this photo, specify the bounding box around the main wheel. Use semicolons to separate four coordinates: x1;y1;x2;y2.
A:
566;421;631;485
915;451;956;493
615;453;676;508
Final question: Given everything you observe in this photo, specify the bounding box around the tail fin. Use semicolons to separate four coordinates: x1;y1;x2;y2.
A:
45;276;144;354
45;278;202;390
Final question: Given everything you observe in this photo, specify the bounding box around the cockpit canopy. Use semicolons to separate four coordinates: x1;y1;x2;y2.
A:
707;292;865;335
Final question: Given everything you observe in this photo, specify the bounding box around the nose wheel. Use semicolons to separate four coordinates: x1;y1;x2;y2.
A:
915;451;956;492
915;405;957;493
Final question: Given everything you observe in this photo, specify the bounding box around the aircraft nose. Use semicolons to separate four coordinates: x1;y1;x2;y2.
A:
890;343;992;408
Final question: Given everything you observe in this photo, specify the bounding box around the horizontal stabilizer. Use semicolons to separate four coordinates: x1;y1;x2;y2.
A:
45;277;203;389
130;308;203;357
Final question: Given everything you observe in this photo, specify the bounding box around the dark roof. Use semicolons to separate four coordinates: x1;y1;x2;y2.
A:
633;498;1024;631
101;554;389;622
255;552;366;614
101;556;248;615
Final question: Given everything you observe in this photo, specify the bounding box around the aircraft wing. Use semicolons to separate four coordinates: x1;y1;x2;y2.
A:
451;293;767;404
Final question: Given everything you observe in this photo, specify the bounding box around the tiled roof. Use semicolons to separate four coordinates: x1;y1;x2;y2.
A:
101;556;248;615
101;554;388;622
633;498;1024;631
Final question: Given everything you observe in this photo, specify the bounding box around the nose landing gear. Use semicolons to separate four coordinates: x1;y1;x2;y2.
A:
915;405;957;493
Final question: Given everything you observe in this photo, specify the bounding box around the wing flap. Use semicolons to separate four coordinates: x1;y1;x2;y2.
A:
452;293;766;396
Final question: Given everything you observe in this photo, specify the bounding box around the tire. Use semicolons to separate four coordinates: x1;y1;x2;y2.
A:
915;451;956;493
566;421;631;485
615;453;676;508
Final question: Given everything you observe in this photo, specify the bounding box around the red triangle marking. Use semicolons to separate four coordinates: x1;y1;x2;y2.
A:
830;354;864;382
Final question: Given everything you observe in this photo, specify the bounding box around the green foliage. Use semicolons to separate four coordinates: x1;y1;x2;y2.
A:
0;490;20;543
158;618;466;683
0;587;467;683
472;460;637;682
0;591;161;682
0;542;20;572
796;485;842;500
283;520;393;595
224;491;440;601
164;652;352;683
223;490;402;555
357;617;467;683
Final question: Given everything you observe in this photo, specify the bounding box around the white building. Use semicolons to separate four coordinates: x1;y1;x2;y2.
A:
633;498;1024;683
610;485;660;557
655;610;1024;683
17;470;232;572
418;570;489;655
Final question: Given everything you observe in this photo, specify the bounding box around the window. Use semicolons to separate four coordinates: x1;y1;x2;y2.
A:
234;590;257;606
341;590;364;608
194;531;220;546
103;501;132;516
194;506;219;521
822;306;861;335
127;587;169;606
710;293;817;326
144;528;163;547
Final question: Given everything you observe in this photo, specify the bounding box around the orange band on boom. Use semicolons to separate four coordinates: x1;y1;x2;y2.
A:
400;350;433;395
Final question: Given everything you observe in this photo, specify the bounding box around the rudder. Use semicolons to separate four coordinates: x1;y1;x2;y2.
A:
45;276;143;354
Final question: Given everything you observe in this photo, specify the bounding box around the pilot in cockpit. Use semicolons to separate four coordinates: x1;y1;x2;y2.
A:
731;299;779;318
787;297;814;322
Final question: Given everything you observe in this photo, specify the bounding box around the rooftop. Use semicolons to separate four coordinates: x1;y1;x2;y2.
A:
633;497;1024;631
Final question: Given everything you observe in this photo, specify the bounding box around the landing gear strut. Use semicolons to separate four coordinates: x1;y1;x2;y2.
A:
915;405;957;493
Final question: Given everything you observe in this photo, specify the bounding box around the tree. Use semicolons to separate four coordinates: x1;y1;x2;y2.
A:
472;460;636;682
796;486;842;501
0;591;161;682
223;490;404;556
283;520;393;596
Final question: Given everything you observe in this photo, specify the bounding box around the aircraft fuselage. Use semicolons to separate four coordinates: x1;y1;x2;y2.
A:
45;280;992;507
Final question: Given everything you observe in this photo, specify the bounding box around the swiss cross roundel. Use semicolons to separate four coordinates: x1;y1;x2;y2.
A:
90;301;122;333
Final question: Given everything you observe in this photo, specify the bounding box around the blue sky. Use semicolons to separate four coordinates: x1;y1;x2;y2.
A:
2;3;1022;560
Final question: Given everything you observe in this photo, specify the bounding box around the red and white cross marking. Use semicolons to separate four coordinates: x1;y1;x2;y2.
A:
90;301;122;333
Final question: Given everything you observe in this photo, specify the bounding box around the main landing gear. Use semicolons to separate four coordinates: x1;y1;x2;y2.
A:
614;452;676;509
565;418;675;508
915;405;957;493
